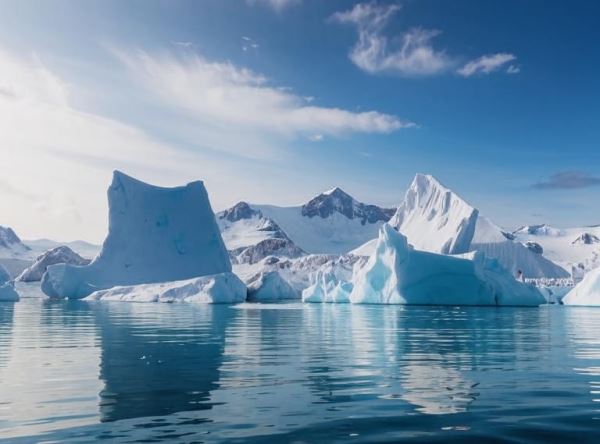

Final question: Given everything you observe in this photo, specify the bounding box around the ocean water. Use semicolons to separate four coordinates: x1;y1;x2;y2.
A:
1;286;600;443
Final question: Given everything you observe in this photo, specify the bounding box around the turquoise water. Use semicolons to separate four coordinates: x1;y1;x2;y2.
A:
1;287;600;443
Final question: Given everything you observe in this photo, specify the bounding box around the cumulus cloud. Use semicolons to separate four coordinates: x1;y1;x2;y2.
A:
114;49;414;137
532;171;600;190
457;53;517;77
331;2;453;76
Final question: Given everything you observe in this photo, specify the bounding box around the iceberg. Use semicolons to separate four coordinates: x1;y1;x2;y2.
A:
17;246;90;282
85;272;246;303
246;270;300;302
349;224;545;306
0;264;18;302
42;171;232;299
563;267;600;306
389;174;478;255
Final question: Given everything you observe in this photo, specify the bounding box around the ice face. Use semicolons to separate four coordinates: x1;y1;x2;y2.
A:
42;171;232;299
390;174;479;255
563;267;600;306
85;272;246;304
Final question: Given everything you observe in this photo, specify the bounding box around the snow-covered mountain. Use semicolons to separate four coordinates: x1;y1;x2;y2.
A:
0;226;32;259
512;224;600;274
216;202;304;264
24;239;100;260
352;174;569;279
251;187;394;255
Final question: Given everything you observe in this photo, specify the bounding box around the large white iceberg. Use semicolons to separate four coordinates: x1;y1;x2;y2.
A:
42;171;233;299
349;224;544;306
562;267;600;306
85;272;246;303
389;174;478;255
17;246;90;282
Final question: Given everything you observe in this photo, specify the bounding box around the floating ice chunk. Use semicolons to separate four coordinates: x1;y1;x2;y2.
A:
563;268;600;306
42;171;232;299
0;264;19;302
0;283;19;302
18;246;89;282
247;271;300;302
349;224;544;306
85;272;246;304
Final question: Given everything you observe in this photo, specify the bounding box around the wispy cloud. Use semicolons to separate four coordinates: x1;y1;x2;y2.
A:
532;171;600;190
172;41;193;48
332;2;519;79
115;49;415;139
241;36;260;52
331;2;452;76
457;53;517;77
247;0;301;12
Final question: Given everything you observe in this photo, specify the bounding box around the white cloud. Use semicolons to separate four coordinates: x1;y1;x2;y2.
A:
457;53;517;77
115;49;414;137
247;0;301;12
506;64;521;74
331;2;453;76
0;45;413;242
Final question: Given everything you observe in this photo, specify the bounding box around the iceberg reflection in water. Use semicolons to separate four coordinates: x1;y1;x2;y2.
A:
1;291;600;442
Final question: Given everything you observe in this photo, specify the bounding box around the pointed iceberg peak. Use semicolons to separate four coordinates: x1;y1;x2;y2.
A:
302;187;394;224
390;173;479;255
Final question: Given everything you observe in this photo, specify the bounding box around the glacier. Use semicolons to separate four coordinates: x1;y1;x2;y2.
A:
349;224;544;306
42;171;234;299
85;272;246;304
17;246;90;282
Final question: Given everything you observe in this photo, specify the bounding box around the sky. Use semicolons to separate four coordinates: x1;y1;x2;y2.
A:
1;0;600;243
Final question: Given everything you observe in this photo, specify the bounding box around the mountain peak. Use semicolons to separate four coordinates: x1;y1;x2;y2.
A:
219;202;261;222
302;189;393;224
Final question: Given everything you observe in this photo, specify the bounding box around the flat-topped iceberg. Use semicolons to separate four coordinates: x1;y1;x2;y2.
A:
85;272;246;303
349;224;544;306
42;171;233;299
18;246;90;282
563;268;600;306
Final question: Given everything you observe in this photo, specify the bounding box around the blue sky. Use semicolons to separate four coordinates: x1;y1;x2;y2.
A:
1;0;599;242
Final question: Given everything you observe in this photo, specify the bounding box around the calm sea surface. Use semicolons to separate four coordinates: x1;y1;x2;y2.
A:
1;284;600;443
